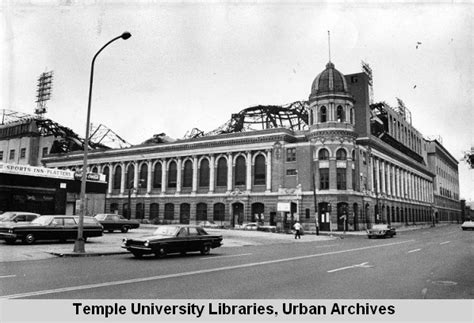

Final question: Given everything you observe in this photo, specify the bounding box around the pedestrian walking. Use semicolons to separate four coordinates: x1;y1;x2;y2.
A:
293;221;302;239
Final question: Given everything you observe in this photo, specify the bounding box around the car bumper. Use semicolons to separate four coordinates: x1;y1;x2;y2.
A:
122;245;154;254
0;233;17;240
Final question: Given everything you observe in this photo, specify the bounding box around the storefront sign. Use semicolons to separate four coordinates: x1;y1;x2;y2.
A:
73;171;104;182
0;162;74;180
277;202;291;212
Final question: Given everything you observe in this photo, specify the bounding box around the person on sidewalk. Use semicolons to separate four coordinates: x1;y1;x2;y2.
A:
293;221;302;239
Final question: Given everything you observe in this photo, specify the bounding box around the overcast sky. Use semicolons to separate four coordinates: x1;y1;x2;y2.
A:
1;0;473;201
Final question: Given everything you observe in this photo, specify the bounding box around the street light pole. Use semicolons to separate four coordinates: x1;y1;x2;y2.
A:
74;32;131;253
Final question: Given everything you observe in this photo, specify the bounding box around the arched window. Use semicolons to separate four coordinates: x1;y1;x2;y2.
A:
91;166;98;173
110;203;118;214
350;108;354;124
320;106;327;123
234;155;246;186
136;203;144;219
139;164;148;188
351;150;355;161
153;162;162;188
318;148;330;160
183;160;193;188
113;165;122;189
199;159;210;187
126;164;134;189
123;203;130;219
336;148;347;160
167;161;177;188
253;154;266;185
337;105;345;122
102;166;110;184
180;203;190;224
216;157;227;187
213;203;225;222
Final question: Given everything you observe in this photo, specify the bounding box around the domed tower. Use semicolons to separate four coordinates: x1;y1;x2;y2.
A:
308;61;355;131
308;61;359;232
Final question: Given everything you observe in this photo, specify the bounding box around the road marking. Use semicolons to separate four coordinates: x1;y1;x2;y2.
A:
327;262;373;273
201;253;252;260
440;241;450;245
0;275;16;279
407;249;421;253
0;239;415;299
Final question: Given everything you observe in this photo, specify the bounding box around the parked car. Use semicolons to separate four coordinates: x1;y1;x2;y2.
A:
0;215;103;244
242;222;259;230
0;211;40;223
122;224;223;258
367;224;396;239
94;213;140;233
197;220;220;228
461;221;474;231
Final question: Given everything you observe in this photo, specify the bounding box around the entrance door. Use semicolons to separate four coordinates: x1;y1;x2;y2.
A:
318;202;331;231
232;203;244;227
337;202;349;231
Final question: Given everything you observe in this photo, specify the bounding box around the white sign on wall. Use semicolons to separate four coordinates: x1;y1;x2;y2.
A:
0;162;74;180
277;202;291;212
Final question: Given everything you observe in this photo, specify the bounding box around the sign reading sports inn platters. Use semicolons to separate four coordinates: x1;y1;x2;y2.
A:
0;163;105;182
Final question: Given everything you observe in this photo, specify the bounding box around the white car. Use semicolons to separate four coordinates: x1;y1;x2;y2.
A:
461;221;474;231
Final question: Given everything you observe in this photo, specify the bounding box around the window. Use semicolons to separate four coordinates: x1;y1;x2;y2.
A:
42;147;48;157
0;151;3;161
153;163;162;188
254;155;266;185
102;166;110;183
336;106;345;122
113;166;122;189
167;161;177;188
318;148;329;160
139;164;148;188
9;149;15;160
164;203;174;221
213;203;225;222
216;157;227;187
337;168;346;190
196;203;207;221
183;160;193;188
20;148;26;159
286;169;297;176
126;164;134;189
234;155;246;186
199;159;210;187
336;149;347;160
320;106;327;123
286;148;296;162
352;168;356;190
319;168;329;190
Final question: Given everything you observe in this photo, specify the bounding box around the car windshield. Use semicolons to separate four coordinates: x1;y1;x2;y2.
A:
94;214;107;220
31;216;54;226
0;212;16;221
371;225;388;230
153;226;180;236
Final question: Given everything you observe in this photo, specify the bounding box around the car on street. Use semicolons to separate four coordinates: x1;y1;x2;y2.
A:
461;221;474;231
0;215;103;244
0;211;40;223
122;224;223;258
197;220;220;228
94;213;140;233
367;224;396;239
242;222;259;230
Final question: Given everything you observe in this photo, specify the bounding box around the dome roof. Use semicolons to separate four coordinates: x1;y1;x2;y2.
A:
310;62;349;99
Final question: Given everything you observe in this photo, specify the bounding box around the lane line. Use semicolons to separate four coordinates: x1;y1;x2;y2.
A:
407;249;421;253
439;241;450;245
328;262;369;273
201;253;252;260
0;275;16;279
1;239;415;299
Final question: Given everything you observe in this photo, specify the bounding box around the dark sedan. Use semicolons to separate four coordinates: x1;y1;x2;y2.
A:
94;213;140;233
122;224;223;258
367;224;396;239
0;215;103;244
0;211;40;223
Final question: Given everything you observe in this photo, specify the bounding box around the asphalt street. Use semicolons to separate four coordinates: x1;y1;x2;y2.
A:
0;224;472;299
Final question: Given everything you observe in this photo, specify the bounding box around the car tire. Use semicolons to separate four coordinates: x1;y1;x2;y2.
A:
368;236;372;239
23;234;35;245
132;252;143;259
121;226;129;233
155;247;167;258
201;244;211;255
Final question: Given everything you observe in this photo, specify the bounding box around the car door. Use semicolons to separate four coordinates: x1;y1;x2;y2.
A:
48;217;65;241
63;217;78;240
187;227;202;252
174;227;190;253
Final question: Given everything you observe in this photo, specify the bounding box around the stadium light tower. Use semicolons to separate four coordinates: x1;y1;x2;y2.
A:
74;32;132;253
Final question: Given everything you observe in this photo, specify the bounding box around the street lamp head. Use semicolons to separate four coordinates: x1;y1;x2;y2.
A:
121;32;132;40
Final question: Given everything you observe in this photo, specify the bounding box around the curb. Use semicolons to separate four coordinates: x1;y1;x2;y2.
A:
49;251;129;258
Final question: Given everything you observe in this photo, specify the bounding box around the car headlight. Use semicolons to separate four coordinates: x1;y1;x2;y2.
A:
8;229;13;233
122;238;127;244
144;240;149;247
